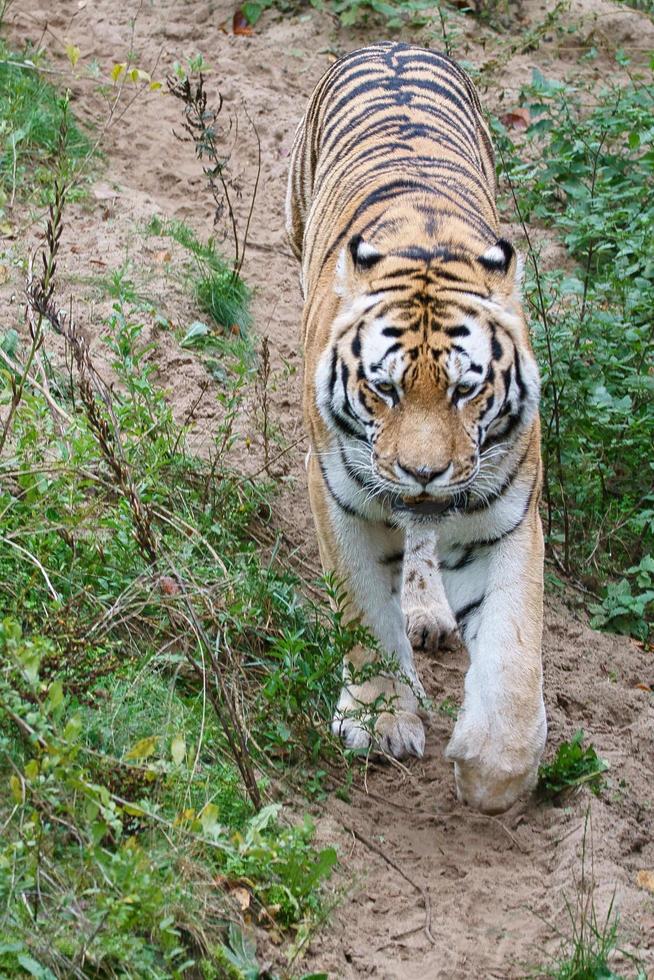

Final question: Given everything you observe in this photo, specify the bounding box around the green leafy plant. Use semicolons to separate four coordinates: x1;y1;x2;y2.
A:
494;60;654;639
0;183;345;973
241;0;461;32
589;556;654;642
537;731;609;800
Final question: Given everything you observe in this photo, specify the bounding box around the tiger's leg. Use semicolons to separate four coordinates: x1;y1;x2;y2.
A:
308;456;426;759
403;526;459;655
444;504;547;813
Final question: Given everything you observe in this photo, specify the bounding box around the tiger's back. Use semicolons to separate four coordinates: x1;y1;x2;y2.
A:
287;42;499;293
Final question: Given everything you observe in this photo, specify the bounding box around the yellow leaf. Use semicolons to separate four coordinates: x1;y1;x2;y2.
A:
171;734;186;766
65;43;81;68
110;63;126;84
199;802;220;835
10;774;23;803
122;802;145;817
636;869;654;893
125;736;157;761
24;760;39;780
231;886;250;911
149;80;162;91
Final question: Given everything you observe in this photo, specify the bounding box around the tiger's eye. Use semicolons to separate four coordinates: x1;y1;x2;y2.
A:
455;383;476;397
376;382;395;395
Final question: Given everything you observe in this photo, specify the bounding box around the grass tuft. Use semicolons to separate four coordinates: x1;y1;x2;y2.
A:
147;214;252;333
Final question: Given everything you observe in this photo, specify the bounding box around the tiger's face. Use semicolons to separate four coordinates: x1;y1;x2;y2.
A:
316;234;540;518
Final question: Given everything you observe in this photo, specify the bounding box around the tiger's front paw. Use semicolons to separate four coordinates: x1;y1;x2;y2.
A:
445;707;546;813
332;679;425;760
333;710;425;759
405;605;459;655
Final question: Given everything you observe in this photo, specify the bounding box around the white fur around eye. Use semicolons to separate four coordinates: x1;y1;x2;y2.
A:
355;239;381;264
335;246;348;296
482;244;507;267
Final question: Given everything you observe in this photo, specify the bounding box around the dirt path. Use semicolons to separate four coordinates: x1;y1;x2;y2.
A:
4;0;654;975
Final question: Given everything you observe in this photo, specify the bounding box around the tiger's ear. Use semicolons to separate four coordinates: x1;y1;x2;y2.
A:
336;235;383;295
478;239;523;296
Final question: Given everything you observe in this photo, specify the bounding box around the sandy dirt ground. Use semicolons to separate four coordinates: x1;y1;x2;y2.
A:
3;0;654;975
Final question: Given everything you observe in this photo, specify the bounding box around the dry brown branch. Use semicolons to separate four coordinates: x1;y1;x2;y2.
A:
166;71;260;278
341;821;436;945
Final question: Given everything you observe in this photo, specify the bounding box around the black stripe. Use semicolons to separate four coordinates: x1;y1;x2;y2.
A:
465;444;531;514
455;597;483;624
318;458;361;517
441;545;477;572
379;550;404;565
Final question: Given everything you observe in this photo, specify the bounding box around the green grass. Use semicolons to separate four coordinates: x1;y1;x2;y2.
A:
0;40;92;209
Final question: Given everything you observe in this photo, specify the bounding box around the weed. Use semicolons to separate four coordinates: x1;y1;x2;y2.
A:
242;0;464;31
536;813;646;979
438;696;458;719
537;731;609;801
166;68;259;280
589;556;654;643
615;0;654;12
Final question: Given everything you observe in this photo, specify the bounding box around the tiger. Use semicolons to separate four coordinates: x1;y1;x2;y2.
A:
286;41;546;814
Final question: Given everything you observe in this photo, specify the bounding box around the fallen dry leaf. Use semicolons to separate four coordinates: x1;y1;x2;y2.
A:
233;10;253;35
92;181;119;201
231;886;251;910
634;682;651;691
0;265;9;285
636;869;654;893
500;108;531;131
159;575;181;596
153;249;172;264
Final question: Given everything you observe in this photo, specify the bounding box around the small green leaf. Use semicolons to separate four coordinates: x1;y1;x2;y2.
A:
65;44;81;68
199;802;220;836
180;321;210;347
45;679;64;713
125;736;157;761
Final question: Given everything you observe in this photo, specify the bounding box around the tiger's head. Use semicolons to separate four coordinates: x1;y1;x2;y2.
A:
315;234;540;519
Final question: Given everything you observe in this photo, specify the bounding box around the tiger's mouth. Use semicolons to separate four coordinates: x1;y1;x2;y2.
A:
394;494;454;516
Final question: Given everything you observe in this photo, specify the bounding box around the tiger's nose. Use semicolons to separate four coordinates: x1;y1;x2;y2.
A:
398;462;451;486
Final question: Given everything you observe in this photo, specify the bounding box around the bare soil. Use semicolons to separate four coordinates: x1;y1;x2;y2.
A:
3;0;654;975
